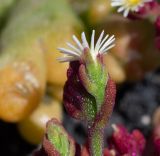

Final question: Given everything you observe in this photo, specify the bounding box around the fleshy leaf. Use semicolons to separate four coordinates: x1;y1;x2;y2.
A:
79;51;108;112
108;124;146;155
63;61;97;125
33;118;75;156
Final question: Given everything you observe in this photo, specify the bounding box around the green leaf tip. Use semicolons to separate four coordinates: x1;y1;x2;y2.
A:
46;119;75;156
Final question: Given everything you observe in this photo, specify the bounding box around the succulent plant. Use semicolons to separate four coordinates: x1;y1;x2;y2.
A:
108;124;146;155
58;30;116;155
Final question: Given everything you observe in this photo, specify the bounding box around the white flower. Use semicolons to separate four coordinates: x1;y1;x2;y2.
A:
111;0;152;17
58;30;115;62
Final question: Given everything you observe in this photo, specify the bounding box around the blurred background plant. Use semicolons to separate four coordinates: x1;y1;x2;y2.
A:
0;0;160;155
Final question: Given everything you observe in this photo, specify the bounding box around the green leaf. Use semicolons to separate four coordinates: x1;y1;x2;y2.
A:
47;119;75;156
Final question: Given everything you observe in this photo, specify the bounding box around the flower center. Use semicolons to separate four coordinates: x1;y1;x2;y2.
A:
126;0;141;6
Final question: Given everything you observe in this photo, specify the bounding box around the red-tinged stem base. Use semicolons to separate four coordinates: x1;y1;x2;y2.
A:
88;127;105;156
